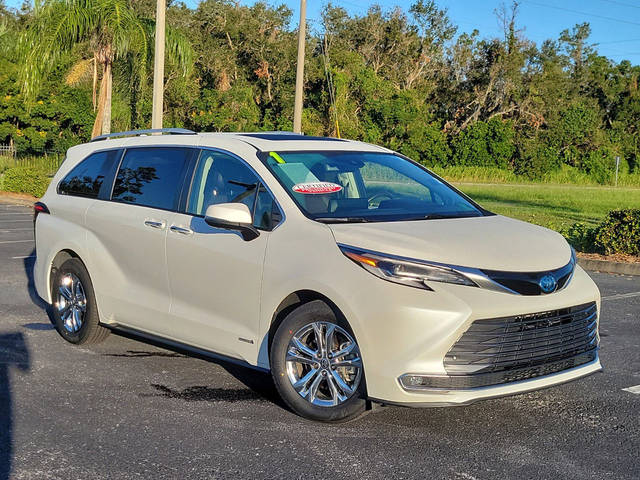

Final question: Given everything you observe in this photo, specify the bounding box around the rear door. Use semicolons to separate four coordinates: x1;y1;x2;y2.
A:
85;146;196;336
165;149;282;361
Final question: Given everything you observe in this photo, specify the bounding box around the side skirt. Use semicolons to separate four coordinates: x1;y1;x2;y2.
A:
105;324;270;373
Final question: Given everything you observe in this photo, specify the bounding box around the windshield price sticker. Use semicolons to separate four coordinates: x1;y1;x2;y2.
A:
292;182;343;194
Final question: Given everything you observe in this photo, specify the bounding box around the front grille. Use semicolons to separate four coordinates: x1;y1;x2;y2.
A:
481;260;575;295
413;302;598;389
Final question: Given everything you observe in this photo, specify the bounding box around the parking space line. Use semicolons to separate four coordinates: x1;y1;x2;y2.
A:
0;213;32;215
0;228;33;232
11;255;35;259
0;220;32;223
602;292;640;301
0;239;34;244
622;385;640;394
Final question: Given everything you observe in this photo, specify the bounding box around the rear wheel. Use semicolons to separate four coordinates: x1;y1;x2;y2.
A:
51;258;109;345
270;300;366;422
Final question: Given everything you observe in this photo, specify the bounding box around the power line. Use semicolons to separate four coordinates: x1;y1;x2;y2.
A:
596;0;640;10
521;0;640;27
597;38;640;45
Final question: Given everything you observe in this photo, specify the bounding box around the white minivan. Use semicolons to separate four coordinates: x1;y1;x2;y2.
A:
34;129;601;422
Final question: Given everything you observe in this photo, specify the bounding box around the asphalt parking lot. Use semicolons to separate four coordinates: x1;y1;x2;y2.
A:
0;201;638;480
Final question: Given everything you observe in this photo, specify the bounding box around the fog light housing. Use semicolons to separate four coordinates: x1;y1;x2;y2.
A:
398;374;442;390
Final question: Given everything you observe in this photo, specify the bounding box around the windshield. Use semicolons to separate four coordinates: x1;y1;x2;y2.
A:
262;151;486;223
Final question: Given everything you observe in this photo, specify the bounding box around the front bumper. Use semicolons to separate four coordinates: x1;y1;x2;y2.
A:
344;264;602;406
371;355;602;407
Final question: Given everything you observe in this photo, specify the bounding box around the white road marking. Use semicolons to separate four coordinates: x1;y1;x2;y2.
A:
622;385;640;394
0;228;33;232
602;292;640;301
0;239;34;244
0;212;32;215
11;255;35;259
0;219;32;223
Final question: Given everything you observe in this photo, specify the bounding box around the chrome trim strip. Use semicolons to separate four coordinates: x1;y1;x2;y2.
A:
337;243;575;295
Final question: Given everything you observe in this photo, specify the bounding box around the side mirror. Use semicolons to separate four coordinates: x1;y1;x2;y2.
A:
204;203;260;241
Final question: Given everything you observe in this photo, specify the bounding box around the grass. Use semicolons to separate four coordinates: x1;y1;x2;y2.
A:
0;154;64;175
453;182;640;230
430;165;640;188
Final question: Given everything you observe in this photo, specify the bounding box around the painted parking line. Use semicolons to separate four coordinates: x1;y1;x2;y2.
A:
0;228;33;232
622;385;640;394
602;292;640;301
0;212;33;215
0;220;33;223
11;255;35;259
0;239;34;244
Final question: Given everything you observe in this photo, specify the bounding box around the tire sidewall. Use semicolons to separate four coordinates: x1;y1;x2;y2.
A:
270;300;367;422
51;258;99;344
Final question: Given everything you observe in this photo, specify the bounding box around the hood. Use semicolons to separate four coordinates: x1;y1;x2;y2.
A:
329;215;571;272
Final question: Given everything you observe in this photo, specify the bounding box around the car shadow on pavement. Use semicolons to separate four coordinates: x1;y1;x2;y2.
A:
111;330;286;410
0;332;31;480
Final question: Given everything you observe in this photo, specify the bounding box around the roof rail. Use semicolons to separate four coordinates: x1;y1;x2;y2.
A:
90;128;196;142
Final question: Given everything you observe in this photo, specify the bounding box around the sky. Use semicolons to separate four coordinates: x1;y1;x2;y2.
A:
8;0;640;65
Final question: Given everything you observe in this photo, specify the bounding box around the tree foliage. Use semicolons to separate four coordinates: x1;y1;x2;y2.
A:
0;0;639;183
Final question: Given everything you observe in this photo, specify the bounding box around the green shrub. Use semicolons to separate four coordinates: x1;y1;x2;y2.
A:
563;222;599;253
595;209;640;255
1;167;51;198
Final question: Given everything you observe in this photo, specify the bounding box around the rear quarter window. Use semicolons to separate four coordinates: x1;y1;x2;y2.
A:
58;150;120;198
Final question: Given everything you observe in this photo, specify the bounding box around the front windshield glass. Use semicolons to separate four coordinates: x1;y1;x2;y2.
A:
263;151;486;222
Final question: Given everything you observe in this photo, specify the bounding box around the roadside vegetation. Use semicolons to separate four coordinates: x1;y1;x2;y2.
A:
0;1;638;185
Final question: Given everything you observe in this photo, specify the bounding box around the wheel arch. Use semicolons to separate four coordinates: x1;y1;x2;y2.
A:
267;289;352;363
48;249;83;298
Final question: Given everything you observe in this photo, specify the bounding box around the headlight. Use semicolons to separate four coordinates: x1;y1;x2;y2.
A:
339;245;477;290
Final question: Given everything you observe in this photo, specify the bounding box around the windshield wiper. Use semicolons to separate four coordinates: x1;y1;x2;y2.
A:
314;217;369;223
405;213;480;221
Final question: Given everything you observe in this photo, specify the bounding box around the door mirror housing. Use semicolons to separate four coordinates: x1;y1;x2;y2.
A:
204;203;260;241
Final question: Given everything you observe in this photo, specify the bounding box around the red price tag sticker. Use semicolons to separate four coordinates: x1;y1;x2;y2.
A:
292;182;343;194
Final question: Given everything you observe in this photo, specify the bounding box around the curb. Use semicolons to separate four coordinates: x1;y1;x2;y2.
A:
0;192;37;206
578;258;640;276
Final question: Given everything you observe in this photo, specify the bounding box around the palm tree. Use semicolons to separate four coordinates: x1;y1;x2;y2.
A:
19;0;192;138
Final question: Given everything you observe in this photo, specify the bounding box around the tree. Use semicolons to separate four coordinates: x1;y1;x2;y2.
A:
18;0;192;137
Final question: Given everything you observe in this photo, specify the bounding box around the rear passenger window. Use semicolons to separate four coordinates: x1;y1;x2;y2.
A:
58;150;119;198
112;147;192;210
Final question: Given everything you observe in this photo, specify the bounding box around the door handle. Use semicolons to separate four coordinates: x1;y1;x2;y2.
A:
170;225;193;235
144;220;166;229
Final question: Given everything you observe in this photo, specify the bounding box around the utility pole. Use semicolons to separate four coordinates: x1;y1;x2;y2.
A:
293;0;307;134
151;0;166;130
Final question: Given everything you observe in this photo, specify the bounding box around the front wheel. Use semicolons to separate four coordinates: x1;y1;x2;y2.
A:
270;300;366;422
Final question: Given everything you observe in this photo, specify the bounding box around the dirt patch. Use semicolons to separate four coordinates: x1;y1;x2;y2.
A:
0;191;38;205
577;252;640;264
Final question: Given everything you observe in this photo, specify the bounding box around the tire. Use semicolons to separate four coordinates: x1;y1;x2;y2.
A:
51;258;109;345
270;300;367;422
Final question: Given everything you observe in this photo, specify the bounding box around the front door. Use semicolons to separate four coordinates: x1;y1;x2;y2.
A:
165;149;281;362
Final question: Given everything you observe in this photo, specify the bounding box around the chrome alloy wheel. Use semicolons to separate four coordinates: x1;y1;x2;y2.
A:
285;322;362;407
55;273;87;333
